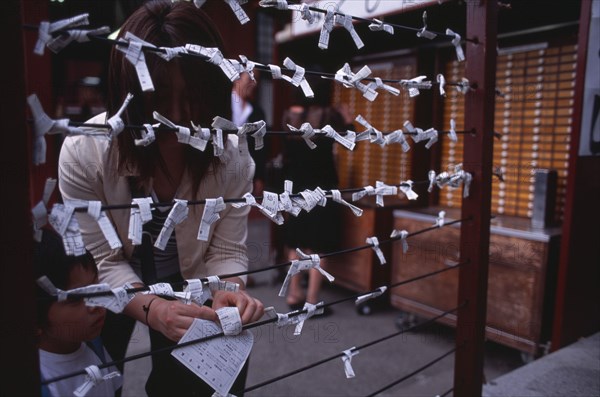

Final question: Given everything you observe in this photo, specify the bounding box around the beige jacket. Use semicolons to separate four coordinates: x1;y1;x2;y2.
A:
58;113;254;288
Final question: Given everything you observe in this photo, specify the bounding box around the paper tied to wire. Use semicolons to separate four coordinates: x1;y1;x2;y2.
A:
322;125;356;150
446;28;466;62
400;76;432;98
369;19;394;35
155;200;189;250
288;123;355;150
185;44;240;82
107;93;134;139
34;13;90;55
366;236;386;265
134;124;157;147
190;121;215;153
318;9;335;50
354;115;385;147
116;32;156;91
287;122;317;149
48;203;86;256
456;77;472;95
292;187;327;214
183;279;212;306
49;25;111;54
193;0;250;25
267;59;314;98
84;200;122;249
390;229;410;254
207;276;240;293
368;77;401;97
383;129;411;152
352;181;398;207
27;93;84;165
196;197;227;241
435;211;446;228
278;180;301;217
416;11;437;40
279;249;333;297
73;365;121;397
293;301;324;336
213;116;267;153
335;13;364;49
153;111;210;151
273;311;296;328
282;58;314;98
355;286;387;306
341;348;360;379
230;55;259;82
259;0;290;10
261;191;285;225
399;180;419;201
85;282;136;314
32;178;57;241
143;282;189;304
448;164;473;198
157;45;188;61
232;192;283;224
448;118;458;142
404;121;438;149
331;189;363;217
37;276;109;303
38;275;133;313
334;63;378;102
216;306;243;336
128;197;153;245
205;121;225;157
434;170;451;191
289;3;316;24
437;74;447;97
429;164;472;198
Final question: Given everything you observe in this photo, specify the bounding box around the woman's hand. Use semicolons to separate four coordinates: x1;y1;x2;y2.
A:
147;298;218;342
212;289;264;324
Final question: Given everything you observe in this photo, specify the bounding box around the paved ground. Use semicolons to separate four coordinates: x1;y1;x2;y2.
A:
121;218;526;396
483;332;600;397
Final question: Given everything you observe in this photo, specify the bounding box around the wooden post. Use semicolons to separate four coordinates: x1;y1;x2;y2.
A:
453;0;497;395
0;0;39;395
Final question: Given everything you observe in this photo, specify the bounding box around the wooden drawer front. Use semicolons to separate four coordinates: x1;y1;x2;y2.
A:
486;263;541;341
391;216;548;346
392;220;460;310
489;233;547;270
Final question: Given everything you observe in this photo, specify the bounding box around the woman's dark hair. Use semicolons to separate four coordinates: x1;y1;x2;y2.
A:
34;229;97;328
107;0;231;193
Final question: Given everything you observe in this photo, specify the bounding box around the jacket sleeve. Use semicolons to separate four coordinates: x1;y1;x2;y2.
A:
58;135;142;287
202;139;255;285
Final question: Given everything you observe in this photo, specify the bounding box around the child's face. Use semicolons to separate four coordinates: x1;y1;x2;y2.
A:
42;265;106;353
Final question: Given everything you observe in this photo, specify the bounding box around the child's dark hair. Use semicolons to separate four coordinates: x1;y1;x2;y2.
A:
34;229;97;328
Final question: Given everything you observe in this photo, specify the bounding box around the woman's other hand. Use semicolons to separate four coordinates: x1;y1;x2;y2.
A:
147;298;218;342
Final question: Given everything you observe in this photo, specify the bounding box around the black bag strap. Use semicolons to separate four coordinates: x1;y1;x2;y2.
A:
128;177;157;285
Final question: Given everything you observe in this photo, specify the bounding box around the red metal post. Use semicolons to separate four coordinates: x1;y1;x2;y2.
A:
552;0;600;350
453;0;498;395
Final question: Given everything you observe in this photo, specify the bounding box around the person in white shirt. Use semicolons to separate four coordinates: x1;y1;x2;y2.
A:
232;72;268;196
